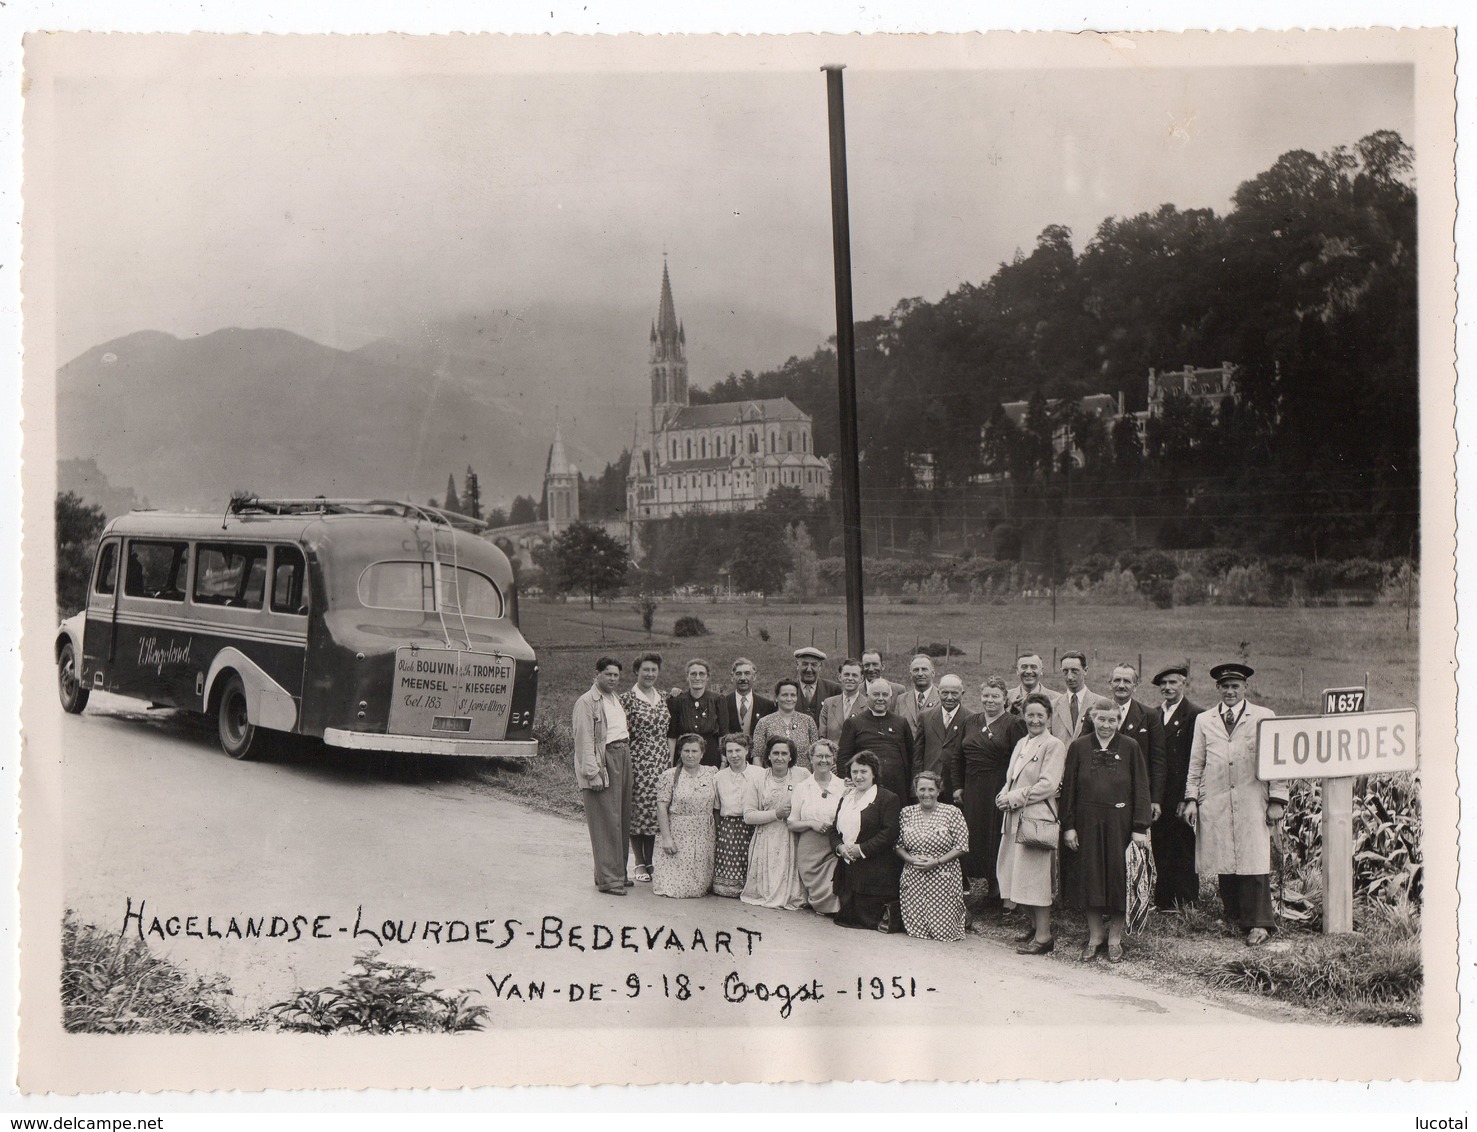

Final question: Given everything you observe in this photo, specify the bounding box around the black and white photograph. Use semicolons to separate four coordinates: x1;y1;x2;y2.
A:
13;24;1460;1095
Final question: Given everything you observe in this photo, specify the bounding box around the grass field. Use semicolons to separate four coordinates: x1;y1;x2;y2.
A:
520;596;1420;722
501;594;1419;823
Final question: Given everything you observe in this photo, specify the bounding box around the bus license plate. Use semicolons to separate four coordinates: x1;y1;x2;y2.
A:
389;648;516;741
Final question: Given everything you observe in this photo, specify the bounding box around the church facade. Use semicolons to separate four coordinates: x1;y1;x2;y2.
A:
625;261;831;520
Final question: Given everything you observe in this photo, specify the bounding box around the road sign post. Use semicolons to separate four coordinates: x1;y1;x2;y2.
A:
1256;688;1418;936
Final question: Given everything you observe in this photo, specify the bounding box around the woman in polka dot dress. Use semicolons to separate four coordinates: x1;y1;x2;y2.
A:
896;770;971;941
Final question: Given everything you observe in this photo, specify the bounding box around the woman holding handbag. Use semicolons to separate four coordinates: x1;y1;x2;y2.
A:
995;693;1068;955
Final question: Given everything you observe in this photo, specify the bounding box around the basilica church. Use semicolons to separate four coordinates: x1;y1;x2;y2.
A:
625;260;831;521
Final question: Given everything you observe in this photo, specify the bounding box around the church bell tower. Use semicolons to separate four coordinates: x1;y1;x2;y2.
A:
649;257;688;429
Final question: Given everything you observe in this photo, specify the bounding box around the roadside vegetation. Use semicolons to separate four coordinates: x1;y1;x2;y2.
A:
62;913;489;1035
62;911;245;1033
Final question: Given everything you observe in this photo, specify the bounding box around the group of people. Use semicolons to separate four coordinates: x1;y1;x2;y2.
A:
570;643;1287;954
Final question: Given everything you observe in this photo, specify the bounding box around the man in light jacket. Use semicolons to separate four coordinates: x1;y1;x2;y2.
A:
571;656;633;895
1182;662;1287;945
1050;651;1112;746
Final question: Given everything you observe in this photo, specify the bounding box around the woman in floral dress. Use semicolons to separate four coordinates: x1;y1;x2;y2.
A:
749;679;820;770
653;733;719;899
711;733;763;897
896;770;971;941
740;737;811;910
620;652;672;884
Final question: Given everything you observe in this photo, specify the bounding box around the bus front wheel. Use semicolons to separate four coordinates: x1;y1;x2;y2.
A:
58;642;89;714
217;674;265;760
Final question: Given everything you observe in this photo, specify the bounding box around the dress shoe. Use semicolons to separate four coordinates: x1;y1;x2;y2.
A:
1015;937;1054;956
598;886;627;896
1105;943;1124;963
1079;942;1105;962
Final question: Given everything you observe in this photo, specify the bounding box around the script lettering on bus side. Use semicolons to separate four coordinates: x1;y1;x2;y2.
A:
136;635;193;674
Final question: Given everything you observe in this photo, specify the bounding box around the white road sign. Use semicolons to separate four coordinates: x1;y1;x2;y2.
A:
1256;708;1418;781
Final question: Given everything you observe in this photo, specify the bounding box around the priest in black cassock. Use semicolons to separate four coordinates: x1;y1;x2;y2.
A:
837;679;916;802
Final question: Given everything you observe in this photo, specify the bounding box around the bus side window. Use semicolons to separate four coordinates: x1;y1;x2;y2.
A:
93;541;118;595
125;540;188;601
271;545;307;615
194;544;267;608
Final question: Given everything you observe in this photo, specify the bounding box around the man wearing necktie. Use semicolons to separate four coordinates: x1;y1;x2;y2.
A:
793;646;842;725
1107;663;1167;821
916;673;971;797
819;658;868;743
718;656;775;742
1050;651;1112;747
894;654;941;743
1182;662;1286;946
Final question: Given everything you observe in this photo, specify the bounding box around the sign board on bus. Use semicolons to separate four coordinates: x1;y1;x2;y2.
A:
1256;708;1418;781
387;647;516;741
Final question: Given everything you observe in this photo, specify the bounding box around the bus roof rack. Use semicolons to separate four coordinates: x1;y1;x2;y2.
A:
225;495;489;533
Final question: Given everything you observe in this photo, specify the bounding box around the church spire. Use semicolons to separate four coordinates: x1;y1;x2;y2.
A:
656;257;679;342
649;256;689;413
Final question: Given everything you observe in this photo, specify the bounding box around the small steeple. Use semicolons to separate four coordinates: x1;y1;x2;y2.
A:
546;415;574;477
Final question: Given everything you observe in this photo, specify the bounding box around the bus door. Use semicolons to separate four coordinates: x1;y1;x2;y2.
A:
266;543;310;726
116;537;191;702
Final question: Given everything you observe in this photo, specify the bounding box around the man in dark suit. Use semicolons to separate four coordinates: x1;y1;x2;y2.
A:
837;679;915;802
1107;663;1167;817
793;646;842;724
717;655;775;744
818;657;867;743
916;673;970;798
1151;664;1203;909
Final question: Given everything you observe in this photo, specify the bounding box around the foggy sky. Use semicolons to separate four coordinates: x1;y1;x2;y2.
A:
45;39;1413;369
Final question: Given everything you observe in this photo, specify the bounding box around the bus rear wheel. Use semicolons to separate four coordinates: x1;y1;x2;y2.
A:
217;674;265;760
58;642;89;714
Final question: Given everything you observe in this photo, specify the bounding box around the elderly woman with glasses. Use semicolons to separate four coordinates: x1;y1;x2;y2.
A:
787;739;845;916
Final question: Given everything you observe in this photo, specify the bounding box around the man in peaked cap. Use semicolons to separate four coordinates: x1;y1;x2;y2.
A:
1152;664;1203;909
793;646;841;725
1182;662;1288;945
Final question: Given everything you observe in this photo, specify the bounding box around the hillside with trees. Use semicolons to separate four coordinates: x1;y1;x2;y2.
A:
682;130;1417;565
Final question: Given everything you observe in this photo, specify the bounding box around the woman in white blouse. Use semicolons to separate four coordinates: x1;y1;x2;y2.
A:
787;739;846;916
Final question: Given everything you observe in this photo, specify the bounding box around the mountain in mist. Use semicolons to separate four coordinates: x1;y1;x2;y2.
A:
56;301;828;513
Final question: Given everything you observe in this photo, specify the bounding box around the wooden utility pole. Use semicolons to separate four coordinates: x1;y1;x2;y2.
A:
824;65;866;658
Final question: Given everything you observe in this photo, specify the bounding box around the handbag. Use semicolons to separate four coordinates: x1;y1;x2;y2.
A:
1015;798;1060;850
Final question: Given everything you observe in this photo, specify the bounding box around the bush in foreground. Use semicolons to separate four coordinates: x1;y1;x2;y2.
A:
62;910;241;1033
269;951;489;1034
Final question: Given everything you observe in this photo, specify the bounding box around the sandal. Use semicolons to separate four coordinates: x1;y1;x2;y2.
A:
633;866;652;884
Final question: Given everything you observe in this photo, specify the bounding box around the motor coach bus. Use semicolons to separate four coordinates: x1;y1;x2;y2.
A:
54;497;539;761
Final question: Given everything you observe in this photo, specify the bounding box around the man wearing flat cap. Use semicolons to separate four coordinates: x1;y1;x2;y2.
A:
1152;664;1203;909
793;646;841;725
1182;663;1287;945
